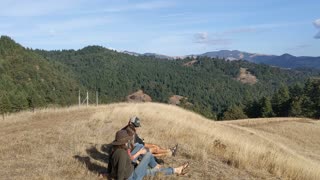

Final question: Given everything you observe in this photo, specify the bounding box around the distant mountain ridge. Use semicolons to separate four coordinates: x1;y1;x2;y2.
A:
122;51;174;60
122;49;320;69
199;50;275;61
198;50;320;69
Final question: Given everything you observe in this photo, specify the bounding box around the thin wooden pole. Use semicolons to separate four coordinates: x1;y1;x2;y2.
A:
86;91;89;107
96;91;98;106
78;90;81;107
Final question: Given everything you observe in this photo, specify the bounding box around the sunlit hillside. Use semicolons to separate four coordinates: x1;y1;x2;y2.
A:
0;103;319;180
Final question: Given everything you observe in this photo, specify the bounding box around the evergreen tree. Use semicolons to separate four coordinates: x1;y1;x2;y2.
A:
9;91;29;112
300;95;315;117
289;83;304;98
0;93;11;119
260;97;274;117
272;84;290;116
303;79;320;118
288;98;303;117
244;100;261;118
223;105;248;120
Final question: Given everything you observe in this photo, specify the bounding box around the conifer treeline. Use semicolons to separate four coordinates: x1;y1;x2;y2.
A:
35;46;319;120
1;36;320;120
223;79;320;120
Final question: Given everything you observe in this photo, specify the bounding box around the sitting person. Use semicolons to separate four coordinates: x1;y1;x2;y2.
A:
122;116;178;158
108;130;189;180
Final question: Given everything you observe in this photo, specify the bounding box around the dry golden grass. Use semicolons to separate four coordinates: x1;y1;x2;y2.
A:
0;102;319;180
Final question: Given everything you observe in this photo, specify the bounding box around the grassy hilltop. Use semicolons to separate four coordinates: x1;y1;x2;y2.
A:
0;103;319;179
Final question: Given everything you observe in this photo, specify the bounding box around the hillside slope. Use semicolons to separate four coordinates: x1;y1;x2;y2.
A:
0;36;81;112
35;45;319;119
0;103;319;179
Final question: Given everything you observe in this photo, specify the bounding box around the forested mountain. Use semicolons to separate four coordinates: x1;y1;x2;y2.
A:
0;36;81;114
1;36;319;119
35;45;319;119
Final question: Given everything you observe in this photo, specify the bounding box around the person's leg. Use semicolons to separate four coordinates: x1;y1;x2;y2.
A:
128;162;189;180
144;143;159;151
153;152;172;157
129;152;153;180
145;143;177;157
130;143;158;168
145;162;190;176
145;143;172;156
146;166;174;176
131;143;144;156
147;153;158;168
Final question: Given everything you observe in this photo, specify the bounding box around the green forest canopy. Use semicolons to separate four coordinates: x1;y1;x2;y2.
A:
1;36;319;120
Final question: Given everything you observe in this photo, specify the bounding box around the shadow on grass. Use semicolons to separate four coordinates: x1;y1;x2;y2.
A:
73;155;108;174
100;143;113;154
73;143;113;176
86;145;110;164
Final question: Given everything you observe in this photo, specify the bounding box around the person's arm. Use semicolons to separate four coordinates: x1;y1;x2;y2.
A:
130;148;147;160
135;134;145;145
127;149;135;161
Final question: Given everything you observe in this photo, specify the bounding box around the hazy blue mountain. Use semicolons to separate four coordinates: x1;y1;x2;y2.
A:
122;50;141;56
122;49;320;69
201;50;260;61
259;54;320;69
142;53;174;60
122;51;174;60
199;50;320;69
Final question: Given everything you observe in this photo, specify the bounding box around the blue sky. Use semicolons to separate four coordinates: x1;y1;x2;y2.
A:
0;0;319;56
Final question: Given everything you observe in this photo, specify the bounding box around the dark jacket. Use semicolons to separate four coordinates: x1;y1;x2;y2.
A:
122;124;145;145
109;148;134;180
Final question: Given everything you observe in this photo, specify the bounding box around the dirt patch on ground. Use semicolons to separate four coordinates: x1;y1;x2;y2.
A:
169;95;185;105
127;90;152;102
169;95;193;107
183;60;198;67
236;68;257;85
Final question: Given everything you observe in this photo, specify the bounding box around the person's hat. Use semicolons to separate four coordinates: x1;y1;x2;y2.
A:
129;116;141;127
111;130;132;145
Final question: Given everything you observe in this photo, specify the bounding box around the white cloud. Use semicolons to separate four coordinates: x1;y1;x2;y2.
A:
287;44;311;51
0;0;174;17
314;19;320;39
199;21;309;38
36;16;114;34
222;27;258;35
48;29;57;37
0;0;81;17
193;32;231;46
194;32;209;41
78;0;175;14
314;19;320;28
134;1;174;10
